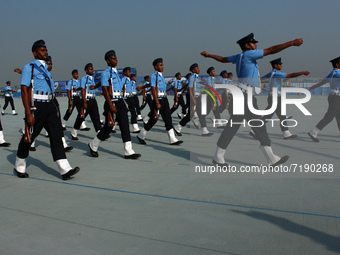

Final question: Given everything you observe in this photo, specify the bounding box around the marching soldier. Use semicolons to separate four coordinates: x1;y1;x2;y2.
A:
14;40;79;180
140;76;154;124
174;63;213;136
137;58;183;145
206;67;223;128
121;67;141;133
140;76;152;110
218;70;231;114
130;74;143;121
16;56;73;152
201;33;303;166
88;50;141;159
170;72;187;119
70;63;102;140
307;56;340;142
2;81;18;115
61;69;90;131
249;57;309;140
183;72;200;128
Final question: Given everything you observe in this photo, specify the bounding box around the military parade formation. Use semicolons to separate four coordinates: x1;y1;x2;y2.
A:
1;35;339;180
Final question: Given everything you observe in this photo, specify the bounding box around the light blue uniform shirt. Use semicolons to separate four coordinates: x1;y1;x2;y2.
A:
325;68;340;90
21;59;54;93
80;75;96;94
206;76;216;89
121;76;132;94
101;67;122;99
188;73;200;91
263;69;287;91
174;79;182;90
228;49;264;87
67;79;81;91
4;86;13;97
150;72;166;91
131;80;137;93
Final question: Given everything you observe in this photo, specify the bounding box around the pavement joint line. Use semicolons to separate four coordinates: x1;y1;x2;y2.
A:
1;172;340;220
0;205;239;255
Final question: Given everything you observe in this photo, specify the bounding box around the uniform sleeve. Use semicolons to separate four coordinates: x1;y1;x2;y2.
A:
246;50;264;61
121;77;126;87
227;54;238;64
173;80;177;89
274;71;287;78
20;64;33;87
101;72;109;87
188;77;193;88
262;72;272;79
67;80;72;90
150;74;156;87
80;77;86;89
325;71;334;79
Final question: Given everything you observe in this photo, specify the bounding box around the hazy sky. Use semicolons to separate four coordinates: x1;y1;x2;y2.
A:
0;0;338;87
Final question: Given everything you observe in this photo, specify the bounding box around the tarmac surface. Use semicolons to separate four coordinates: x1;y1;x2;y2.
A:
0;95;339;255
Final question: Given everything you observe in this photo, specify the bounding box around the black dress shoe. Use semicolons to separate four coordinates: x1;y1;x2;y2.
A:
88;144;98;157
0;142;11;147
249;131;259;140
13;168;29;178
137;136;146;145
177;113;182;119
64;146;73;152
202;133;213;137
284;134;297;140
308;132;319;142
13;113;18;116
212;159;229;167
62;167;80;180
111;130;117;133
46;135;50;138
71;135;79;141
271;155;289;167
62;127;67;131
174;128;182;136
81;127;91;131
137;118;143;122
124;153;141;159
133;130;141;133
170;140;183;145
29;146;36;151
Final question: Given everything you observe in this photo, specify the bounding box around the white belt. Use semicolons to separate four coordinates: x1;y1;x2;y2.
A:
194;92;201;97
86;93;95;98
177;91;182;95
5;94;11;97
132;92;137;95
330;89;340;96
72;92;79;96
158;91;166;97
33;93;53;101
237;83;261;95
